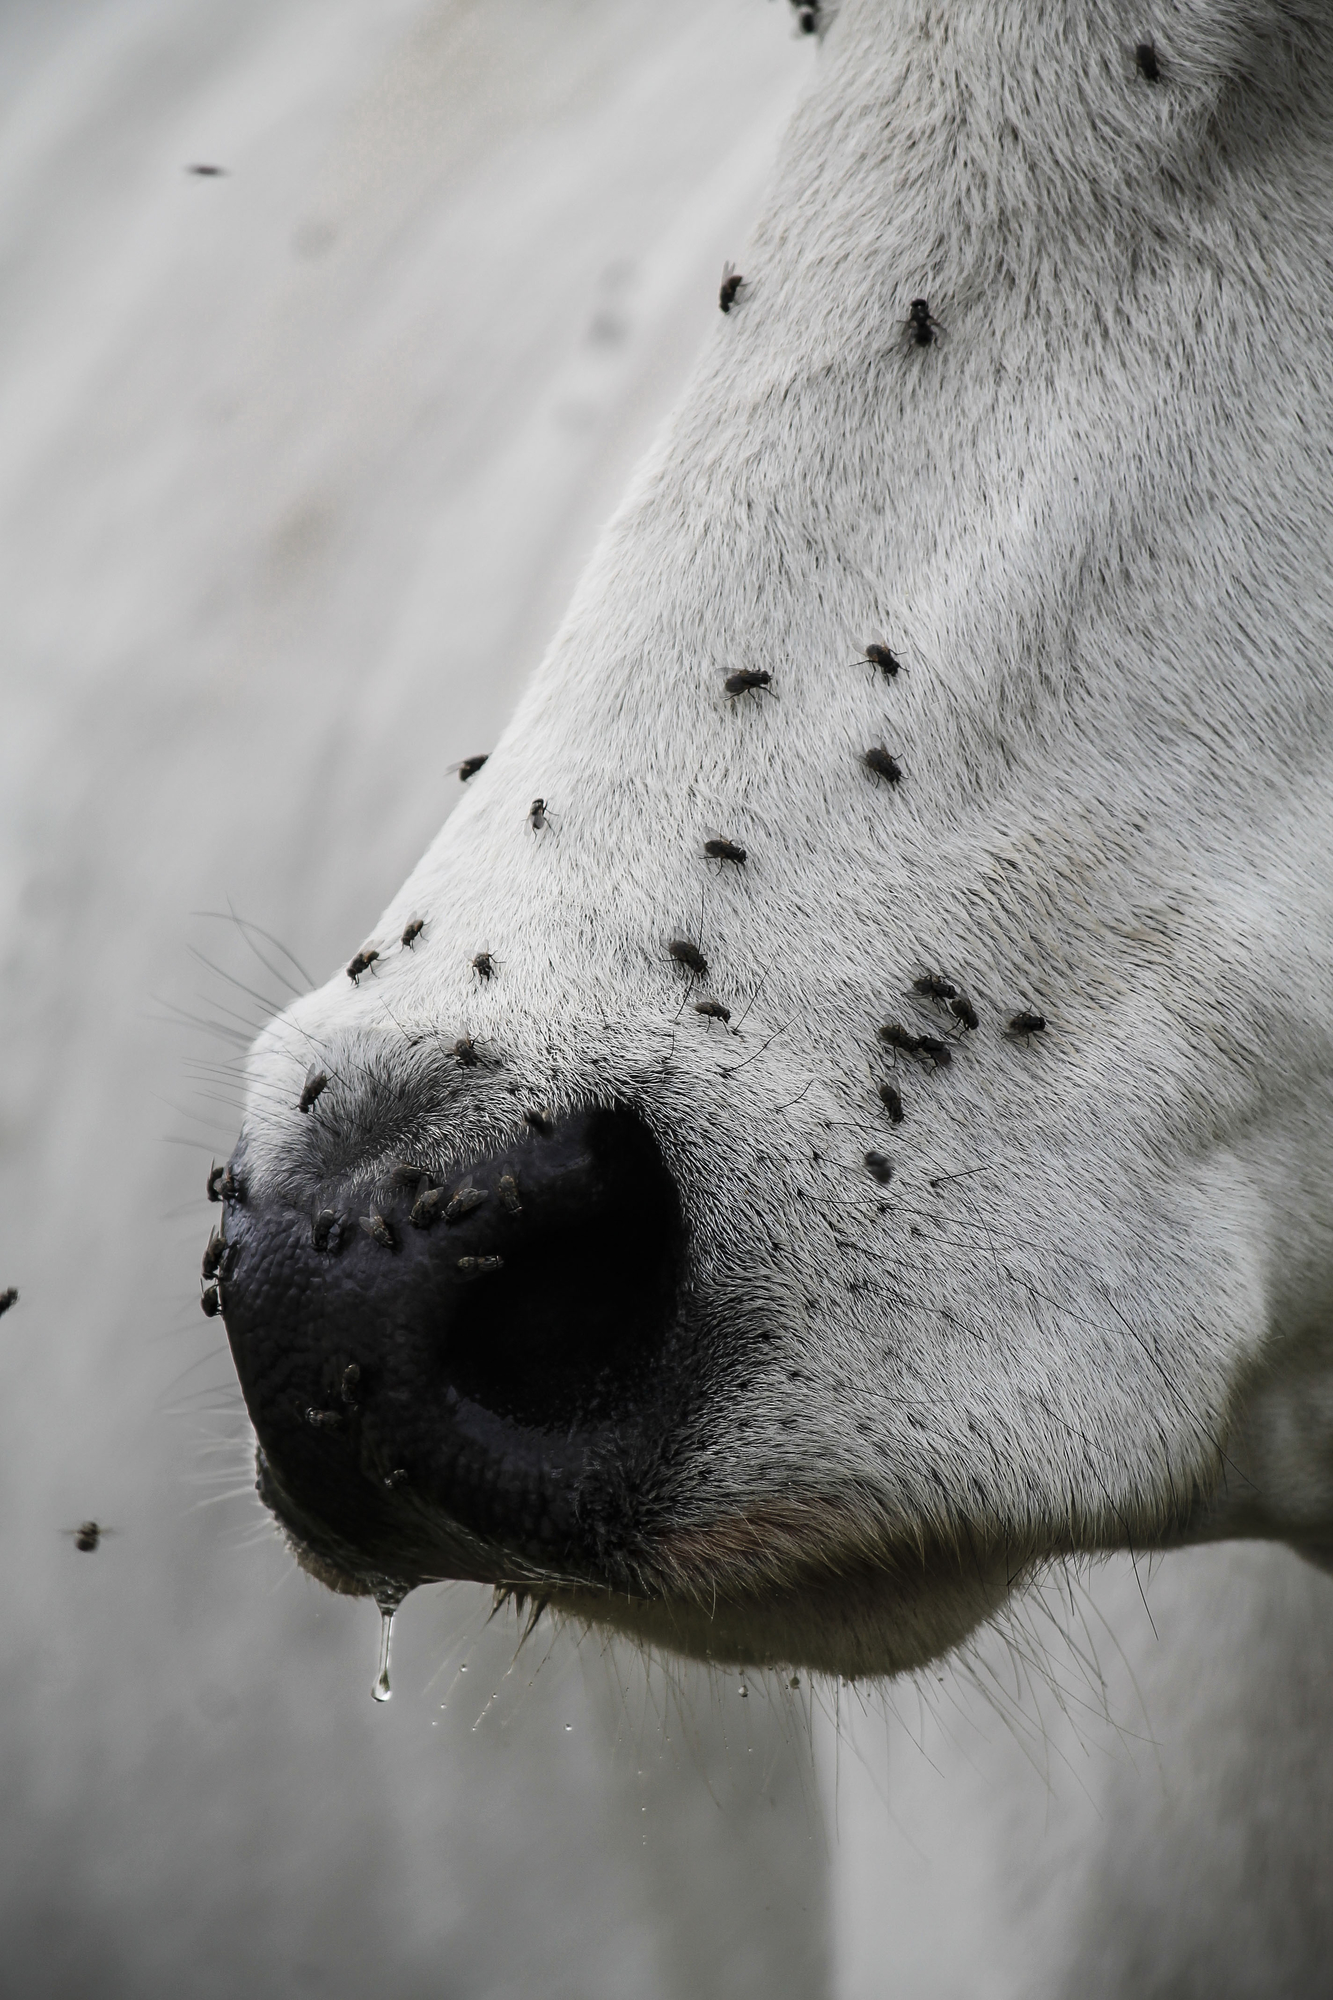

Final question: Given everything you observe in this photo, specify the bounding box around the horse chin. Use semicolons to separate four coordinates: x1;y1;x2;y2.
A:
273;1463;1019;1678
542;1559;1014;1680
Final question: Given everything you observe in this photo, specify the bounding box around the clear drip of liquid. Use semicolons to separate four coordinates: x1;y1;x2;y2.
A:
370;1580;410;1704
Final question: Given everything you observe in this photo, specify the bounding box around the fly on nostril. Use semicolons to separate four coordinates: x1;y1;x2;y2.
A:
456;1255;504;1280
313;1210;342;1252
360;1214;394;1249
445;1185;488;1224
409;1186;446;1228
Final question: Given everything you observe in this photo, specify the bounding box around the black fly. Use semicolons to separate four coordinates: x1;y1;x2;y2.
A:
879;1021;919;1057
298;1066;328;1112
949;992;979;1032
445;1185;488;1224
907;298;942;346
668;938;709;981
878;1080;905;1124
694;998;732;1028
863;746;903;785
854;642;903;680
456;1255;503;1280
724;669;773;701
312;1211;342;1252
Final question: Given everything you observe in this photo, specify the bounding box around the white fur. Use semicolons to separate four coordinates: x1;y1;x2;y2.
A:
243;0;1333;1955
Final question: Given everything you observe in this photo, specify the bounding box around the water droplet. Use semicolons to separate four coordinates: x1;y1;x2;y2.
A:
370;1579;410;1704
372;1609;395;1702
738;1681;748;1698
564;1723;572;1733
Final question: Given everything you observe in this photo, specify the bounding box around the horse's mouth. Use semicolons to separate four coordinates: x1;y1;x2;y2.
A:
254;1431;1024;1678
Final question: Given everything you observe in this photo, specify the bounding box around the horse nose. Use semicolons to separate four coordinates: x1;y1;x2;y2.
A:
218;1106;684;1584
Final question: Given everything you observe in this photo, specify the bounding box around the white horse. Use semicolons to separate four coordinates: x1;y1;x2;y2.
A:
223;0;1333;1984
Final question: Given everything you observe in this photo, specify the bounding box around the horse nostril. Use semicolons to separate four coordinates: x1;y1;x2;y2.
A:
220;1106;684;1580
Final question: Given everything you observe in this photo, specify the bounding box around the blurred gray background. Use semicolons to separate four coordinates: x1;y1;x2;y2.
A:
0;4;829;1993
3;4;1329;1996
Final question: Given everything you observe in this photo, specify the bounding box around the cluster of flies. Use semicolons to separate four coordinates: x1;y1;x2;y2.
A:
869;980;1046;1178
301;1363;412;1489
301;1164;525;1454
197;19;1164;1306
292;274;1050;1213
